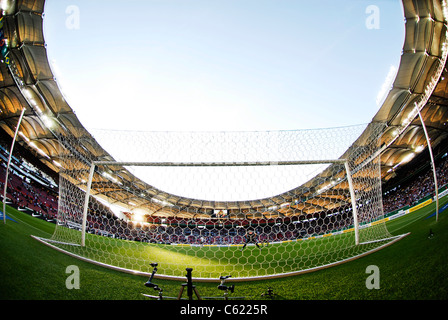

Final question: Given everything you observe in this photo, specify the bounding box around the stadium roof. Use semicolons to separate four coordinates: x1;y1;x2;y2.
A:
1;0;448;219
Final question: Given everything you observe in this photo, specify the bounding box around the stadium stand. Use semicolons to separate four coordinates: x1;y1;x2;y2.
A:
1;141;58;221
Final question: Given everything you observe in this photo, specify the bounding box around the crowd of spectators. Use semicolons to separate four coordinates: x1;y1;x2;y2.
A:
105;217;345;244
382;155;448;214
0;143;58;221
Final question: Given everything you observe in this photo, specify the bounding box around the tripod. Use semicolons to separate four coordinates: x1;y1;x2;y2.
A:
144;262;159;288
217;275;235;300
143;265;201;300
261;287;276;298
143;263;164;300
177;268;202;300
202;275;245;300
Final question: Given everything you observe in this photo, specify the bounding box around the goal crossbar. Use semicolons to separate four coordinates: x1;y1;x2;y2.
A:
92;159;348;167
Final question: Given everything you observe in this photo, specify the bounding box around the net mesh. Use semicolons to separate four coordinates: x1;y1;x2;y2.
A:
47;123;394;279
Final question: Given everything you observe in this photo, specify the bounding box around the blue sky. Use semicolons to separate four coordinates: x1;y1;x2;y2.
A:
43;0;405;133
42;1;405;201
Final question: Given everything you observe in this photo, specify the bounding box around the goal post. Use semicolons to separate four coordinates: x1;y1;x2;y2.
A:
81;163;96;247
344;161;360;246
80;158;361;248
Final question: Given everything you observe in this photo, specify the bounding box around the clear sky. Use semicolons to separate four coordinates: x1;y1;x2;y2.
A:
42;1;405;202
43;0;405;132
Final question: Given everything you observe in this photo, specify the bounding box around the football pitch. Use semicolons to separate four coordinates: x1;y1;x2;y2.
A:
40;223;405;281
1;195;447;300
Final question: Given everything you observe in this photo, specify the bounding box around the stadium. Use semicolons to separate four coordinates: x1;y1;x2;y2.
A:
1;0;448;308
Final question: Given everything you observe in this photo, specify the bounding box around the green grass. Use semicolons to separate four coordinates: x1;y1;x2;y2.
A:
50;227;393;280
1;197;447;300
47;213;402;280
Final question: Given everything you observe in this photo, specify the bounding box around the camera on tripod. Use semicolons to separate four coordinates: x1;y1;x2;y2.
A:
142;266;245;300
217;275;235;293
144;262;160;289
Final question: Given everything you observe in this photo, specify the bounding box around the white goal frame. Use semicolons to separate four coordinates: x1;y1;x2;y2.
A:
80;159;360;247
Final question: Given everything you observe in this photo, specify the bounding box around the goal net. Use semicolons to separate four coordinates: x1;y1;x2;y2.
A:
43;123;398;280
